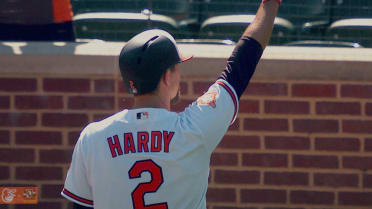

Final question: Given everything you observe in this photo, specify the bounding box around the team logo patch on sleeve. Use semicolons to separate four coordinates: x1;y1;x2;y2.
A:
137;112;149;120
197;91;217;108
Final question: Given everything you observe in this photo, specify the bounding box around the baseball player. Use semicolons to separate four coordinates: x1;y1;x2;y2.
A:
61;0;281;208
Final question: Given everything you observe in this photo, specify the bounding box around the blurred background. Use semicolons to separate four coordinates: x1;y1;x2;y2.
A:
1;0;372;47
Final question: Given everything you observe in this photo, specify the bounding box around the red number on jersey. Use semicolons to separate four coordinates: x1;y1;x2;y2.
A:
128;159;168;209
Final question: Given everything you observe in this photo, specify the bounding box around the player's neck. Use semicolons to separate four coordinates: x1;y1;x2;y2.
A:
132;93;170;111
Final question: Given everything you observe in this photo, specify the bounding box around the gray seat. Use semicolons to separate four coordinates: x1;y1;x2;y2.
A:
199;14;295;45
73;12;179;41
326;18;372;48
71;0;194;20
176;39;235;45
199;0;259;19
284;40;363;48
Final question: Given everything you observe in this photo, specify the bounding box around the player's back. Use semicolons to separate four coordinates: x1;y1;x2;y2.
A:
62;79;238;209
82;107;211;209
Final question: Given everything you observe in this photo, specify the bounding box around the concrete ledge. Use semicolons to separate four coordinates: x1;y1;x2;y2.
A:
1;41;372;81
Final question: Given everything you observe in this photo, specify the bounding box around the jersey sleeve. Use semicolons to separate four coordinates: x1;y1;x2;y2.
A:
180;79;238;153
61;127;94;208
219;36;264;99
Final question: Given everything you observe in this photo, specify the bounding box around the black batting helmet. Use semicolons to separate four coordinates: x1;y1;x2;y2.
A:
119;29;192;95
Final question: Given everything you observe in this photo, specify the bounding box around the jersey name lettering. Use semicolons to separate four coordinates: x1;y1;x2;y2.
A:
107;131;175;158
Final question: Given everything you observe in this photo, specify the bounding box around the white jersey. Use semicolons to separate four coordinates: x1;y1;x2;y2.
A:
62;79;238;209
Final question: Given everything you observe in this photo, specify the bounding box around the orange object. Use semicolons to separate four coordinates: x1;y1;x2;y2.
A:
52;0;74;23
0;187;38;204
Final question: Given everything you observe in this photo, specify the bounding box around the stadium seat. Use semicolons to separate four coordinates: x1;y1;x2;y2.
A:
199;15;295;45
199;0;259;20
284;40;362;48
278;0;332;42
176;39;235;45
71;0;194;20
73;12;179;41
279;0;331;27
326;18;372;48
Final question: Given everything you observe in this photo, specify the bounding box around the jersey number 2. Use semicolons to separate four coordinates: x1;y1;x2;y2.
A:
128;159;168;209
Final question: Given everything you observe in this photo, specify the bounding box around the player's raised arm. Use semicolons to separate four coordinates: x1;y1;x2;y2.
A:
218;0;281;99
243;0;281;49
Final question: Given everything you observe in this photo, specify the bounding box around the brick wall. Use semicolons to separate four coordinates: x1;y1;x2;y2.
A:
1;43;372;209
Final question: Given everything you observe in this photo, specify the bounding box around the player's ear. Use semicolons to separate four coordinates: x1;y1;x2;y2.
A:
162;68;172;87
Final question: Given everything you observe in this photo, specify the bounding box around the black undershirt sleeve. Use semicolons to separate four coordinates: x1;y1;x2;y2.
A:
218;36;264;99
73;203;91;209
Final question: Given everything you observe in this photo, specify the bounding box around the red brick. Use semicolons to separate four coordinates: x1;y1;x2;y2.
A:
241;189;286;203
16;131;62;145
366;138;372;152
316;102;361;115
206;188;236;202
366;103;372;116
243;153;288;167
15;96;63;109
94;79;114;93
0;166;10;179
293;155;338;169
343;120;372;134
93;113;115;122
14;201;62;209
265;100;309;114
263;208;303;209
118;97;134;109
244;118;288;132
43;78;90;92
0;131;10;144
0;148;35;163
39;149;73;163
290;190;334;205
264;172;308;186
339;192;372;206
0;78;37;92
218;135;260;149
293;119;339;133
0;96;10;109
180;81;188;95
228;118;240;131
315;137;360;152
292;84;336;97
244;83;288;96
363;174;372;188
343;156;372;170
314;173;359;187
215;170;260;184
211;152;238;166
42;113;88;127
117;80;128;93
239;100;259;113
341;84;372;98
265;136;310;150
0;113;37;127
68;96;114;110
192;81;214;95
16;166;63;180
69;131;80;145
214;207;258;209
41;184;63;199
171;99;193;112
